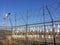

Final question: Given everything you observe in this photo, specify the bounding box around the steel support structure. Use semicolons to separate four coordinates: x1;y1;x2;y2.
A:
46;5;56;45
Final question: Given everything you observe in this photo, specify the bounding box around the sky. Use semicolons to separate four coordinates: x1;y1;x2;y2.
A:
0;0;60;26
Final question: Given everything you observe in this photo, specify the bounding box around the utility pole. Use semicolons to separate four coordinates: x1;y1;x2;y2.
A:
46;5;56;45
4;13;11;30
15;14;17;35
43;5;47;45
26;10;28;36
4;13;13;38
